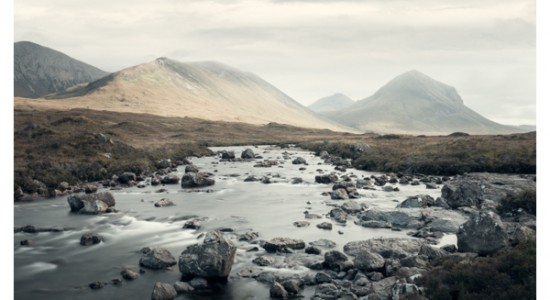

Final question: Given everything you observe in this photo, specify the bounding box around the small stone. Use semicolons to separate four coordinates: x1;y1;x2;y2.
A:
111;278;122;286
317;222;333;230
270;281;289;298
89;281;106;290
80;233;102;246
151;282;177;300
121;269;140;280
173;281;194;294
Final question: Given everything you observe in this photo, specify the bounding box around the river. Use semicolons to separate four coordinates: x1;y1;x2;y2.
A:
14;145;453;299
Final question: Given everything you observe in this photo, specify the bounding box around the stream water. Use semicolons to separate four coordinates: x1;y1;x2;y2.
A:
14;145;452;300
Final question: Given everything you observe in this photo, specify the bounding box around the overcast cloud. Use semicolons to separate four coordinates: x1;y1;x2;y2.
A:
14;0;536;125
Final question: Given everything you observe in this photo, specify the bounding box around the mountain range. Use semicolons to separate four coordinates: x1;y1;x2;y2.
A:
15;54;353;132
13;41;529;135
14;41;109;98
321;70;523;135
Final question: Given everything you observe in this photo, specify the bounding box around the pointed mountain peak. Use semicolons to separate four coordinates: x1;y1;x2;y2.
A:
373;70;463;105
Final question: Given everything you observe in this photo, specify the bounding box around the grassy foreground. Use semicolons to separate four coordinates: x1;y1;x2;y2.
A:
14;108;535;200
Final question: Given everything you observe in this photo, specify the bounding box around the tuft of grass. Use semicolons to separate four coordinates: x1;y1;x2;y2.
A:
299;133;536;176
497;189;536;216
415;240;536;300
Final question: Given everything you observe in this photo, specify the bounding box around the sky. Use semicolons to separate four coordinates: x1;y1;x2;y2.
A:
13;0;536;125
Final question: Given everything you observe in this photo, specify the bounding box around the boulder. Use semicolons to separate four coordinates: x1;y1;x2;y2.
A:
80;199;109;215
292;157;307;165
317;222;333;230
252;256;275;267
263;237;306;253
181;172;215;188
305;246;322;255
315;174;338;184
341;200;362;214
330;188;349;200
329;208;348;224
151;282;177;300
178;231;236;281
282;278;304;296
353;250;385;272
118;172;137;184
241;148;255;159
315;272;333;284
270;282;288;299
161;174;180;184
397;195;436;208
344;238;424;259
80;233;102;246
457;211;508;255
154;198;175;207
121;269;140;280
323;250;353;272
185;165;199;173
220;150;235;159
189;277;208;290
425;183;438;189
140;248;177;270
358;210;415;228
313;283;341;299
427;218;461;233
442;173;536;209
310;239;337;249
84;184;98;194
67;192;116;214
418;244;447;259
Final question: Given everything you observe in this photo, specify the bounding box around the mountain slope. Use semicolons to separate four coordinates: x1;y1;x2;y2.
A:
15;58;355;132
308;93;355;113
14;41;109;98
327;70;523;135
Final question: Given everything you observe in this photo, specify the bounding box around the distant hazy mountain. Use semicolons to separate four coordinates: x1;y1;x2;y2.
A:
308;93;355;113
326;70;524;135
14;41;109;98
16;57;354;132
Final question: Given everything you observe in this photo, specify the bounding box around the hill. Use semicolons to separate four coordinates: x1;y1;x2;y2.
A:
14;41;109;98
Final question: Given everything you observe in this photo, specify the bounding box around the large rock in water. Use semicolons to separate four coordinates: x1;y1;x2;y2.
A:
181;172;215;188
140;248;177;270
457;211;508;255
241;148;255;159
67;192;115;214
178;231;236;281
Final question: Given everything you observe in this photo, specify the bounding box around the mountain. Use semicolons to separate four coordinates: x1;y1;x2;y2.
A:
326;70;524;135
308;93;355;113
14;41;109;98
15;58;354;132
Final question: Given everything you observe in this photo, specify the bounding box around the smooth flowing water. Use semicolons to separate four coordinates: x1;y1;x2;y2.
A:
14;146;451;300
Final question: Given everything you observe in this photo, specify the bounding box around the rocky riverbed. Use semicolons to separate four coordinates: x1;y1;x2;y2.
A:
14;145;536;299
